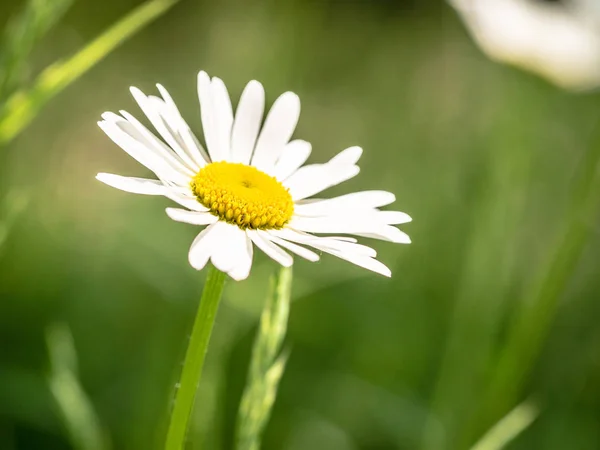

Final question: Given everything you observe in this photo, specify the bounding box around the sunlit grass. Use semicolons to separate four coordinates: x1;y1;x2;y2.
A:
0;0;178;144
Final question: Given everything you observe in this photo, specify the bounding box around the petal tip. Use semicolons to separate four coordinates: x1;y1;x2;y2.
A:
129;86;143;96
228;268;251;281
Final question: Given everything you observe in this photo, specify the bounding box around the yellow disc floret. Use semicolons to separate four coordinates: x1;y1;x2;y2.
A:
191;161;294;229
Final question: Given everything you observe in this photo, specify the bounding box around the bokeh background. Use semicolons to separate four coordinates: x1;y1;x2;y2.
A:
2;0;600;449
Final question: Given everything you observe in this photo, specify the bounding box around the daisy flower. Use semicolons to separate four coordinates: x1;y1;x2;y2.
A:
96;71;411;280
450;0;600;90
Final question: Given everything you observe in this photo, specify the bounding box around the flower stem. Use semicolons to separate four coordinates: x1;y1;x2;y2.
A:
165;265;226;450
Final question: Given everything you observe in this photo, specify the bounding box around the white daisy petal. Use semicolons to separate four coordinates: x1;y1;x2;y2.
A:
288;217;410;243
96;173;169;195
102;110;195;177
329;146;363;165
307;238;377;258
272;228;376;257
163;192;209;212
294;191;397;216
211;223;247;274
198;71;219;162
188;222;220;270
376;211;413;225
286;164;360;201
272;229;389;276
354;227;412;244
155;83;211;167
129;87;200;172
228;234;254;281
266;232;320;262
98;120;190;186
325;237;358;243
211;77;234;162
294;208;411;226
165;208;218;225
247;229;293;267
325;250;392;277
230;80;265;164
99;113;175;174
251;92;301;173
273;140;312;181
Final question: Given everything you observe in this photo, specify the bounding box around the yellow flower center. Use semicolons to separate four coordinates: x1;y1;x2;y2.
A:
191;161;294;229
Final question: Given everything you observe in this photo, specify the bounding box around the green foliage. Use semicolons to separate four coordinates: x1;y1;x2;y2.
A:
1;2;600;450
46;324;109;450
0;0;73;101
471;401;538;450
0;0;178;144
0;189;28;252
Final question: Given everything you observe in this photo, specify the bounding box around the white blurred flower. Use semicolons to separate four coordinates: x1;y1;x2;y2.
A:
450;0;600;90
96;71;411;280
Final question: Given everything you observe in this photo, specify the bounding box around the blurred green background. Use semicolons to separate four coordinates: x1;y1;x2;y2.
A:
2;0;600;449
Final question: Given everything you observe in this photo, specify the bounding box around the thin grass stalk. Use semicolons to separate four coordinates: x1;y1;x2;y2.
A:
0;0;178;144
236;266;293;450
470;401;538;450
0;0;73;101
480;118;600;431
47;323;110;450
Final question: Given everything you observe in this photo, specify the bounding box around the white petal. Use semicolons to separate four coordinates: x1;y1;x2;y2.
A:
251;92;300;173
210;223;246;274
324;237;357;243
294;208;412;226
328;146;363;165
198;71;219;162
164;192;209;212
141;98;200;171
103;110;195;178
188;222;220;270
247;229;293;267
376;211;412;225
166;208;218;225
156;83;210;167
325;250;391;277
98;120;190;186
230;80;265;165
228;234;254;281
289;217;410;243
306;238;377;258
273;140;312;181
272;228;376;257
294;191;396;216
266;232;320;262
354;227;411;244
129;87;200;173
273;229;390;276
211;77;234;162
96;173;169;195
286;164;360;201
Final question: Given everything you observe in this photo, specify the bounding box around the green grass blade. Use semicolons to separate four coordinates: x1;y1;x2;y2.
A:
47;323;110;450
470;401;538;450
0;0;178;145
0;0;74;101
236;266;293;450
0;189;29;252
479;120;600;430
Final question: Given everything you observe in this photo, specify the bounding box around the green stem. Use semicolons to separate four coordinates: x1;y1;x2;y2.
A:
165;265;227;450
